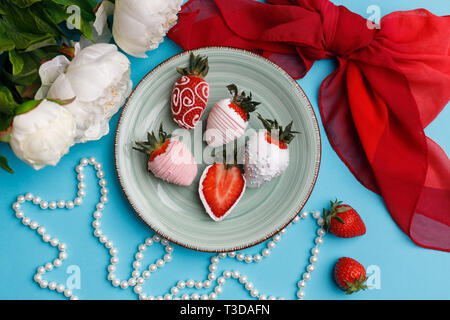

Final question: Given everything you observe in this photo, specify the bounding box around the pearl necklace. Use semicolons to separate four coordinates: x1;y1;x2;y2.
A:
11;157;325;300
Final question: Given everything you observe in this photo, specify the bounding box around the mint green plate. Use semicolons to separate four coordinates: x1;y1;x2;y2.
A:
115;47;321;252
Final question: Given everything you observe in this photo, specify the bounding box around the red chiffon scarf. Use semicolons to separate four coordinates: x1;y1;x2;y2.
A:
168;0;450;251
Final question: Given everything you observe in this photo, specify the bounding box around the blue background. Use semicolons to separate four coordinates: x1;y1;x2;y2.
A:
0;0;449;300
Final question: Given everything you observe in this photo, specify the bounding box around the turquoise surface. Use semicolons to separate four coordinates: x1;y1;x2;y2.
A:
0;0;449;300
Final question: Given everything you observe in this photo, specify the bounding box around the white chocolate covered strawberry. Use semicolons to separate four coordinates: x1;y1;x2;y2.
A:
244;114;299;188
205;84;260;147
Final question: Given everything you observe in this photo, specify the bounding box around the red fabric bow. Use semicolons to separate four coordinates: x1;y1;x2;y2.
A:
168;0;450;251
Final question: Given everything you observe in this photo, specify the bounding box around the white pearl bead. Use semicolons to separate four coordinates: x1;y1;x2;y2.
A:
120;281;129;289
163;254;172;262
56;284;65;293
53;259;62;267
311;247;320;256
232;270;240;278
110;248;118;256
161;239;169;246
297;290;305;299
214;286;223;294
138;244;146;252
149;264;157;272
94;163;103;170
239;275;247;284
74;197;82;206
17;195;25;203
77;190;86;198
128;278;136;286
134;286;142;294
88;157;96;164
137;277;144;285
209;292;217;300
25;193;33;201
39;280;48;288
110;257;119;264
77;173;85;181
112;279;120;287
236;253;245;261
34;274;42;282
186;279;194;288
208;273;216;281
99;179;107;187
48;281;57;290
201;294;209;300
209;264;217;272
273;234;281;242
59;252;68;260
75;165;84;173
100;196;108;203
48;201;57;209
177;280;185;289
70;295;79;300
211;256;219;264
142;271;150;279
301;211;309;219
195;281;203;289
15;211;24;219
37;266;45;274
45;262;53;271
203;280;212;288
65;201;74;209
244;255;253;263
101;187;109;195
94;229;102;237
145;238;153;245
80;158;88;166
262;249;270;256
250;289;259;297
33;196;41;204
317;228;326;237
269;296;276;300
293;216;301;223
245;282;254;290
99;236;107;243
310;256;318;264
40;201;48;209
156;259;164;267
64;289;73;297
50;238;59;247
259;294;267;300
181;294;190;300
133;261;141;269
97;171;105;179
307;264;315;273
313;211;321;219
153;234;161;242
96;203;104;211
217;277;226;285
315;237;323;245
191;293;199;300
37;227;46;235
58;242;67;251
297;280;306;288
42;234;51;242
171;287;179;295
218;253;227;258
57;200;65;208
303;272;311;281
228;251;236;257
223;271;232;279
22;217;31;225
92;220;101;228
253;254;263;262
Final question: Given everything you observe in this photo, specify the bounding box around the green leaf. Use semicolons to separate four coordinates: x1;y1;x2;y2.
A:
8;50;24;76
0;85;17;113
15;99;41;115
0;154;14;174
10;0;42;8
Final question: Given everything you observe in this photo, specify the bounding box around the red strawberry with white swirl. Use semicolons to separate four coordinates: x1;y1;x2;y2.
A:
205;84;260;147
171;53;209;130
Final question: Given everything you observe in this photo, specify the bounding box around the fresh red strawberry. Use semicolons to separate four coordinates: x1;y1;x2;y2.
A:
205;84;260;147
171;52;209;130
133;123;197;186
323;199;366;238
244;114;299;188
334;257;369;294
199;155;246;221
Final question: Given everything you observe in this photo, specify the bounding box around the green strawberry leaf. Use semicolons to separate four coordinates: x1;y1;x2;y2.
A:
15;99;41;115
0;154;14;174
8;50;24;76
10;0;42;8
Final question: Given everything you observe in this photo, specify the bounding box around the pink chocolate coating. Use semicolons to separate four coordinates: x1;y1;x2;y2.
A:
147;140;197;186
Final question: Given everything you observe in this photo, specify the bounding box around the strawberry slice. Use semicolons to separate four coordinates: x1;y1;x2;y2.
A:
199;163;246;221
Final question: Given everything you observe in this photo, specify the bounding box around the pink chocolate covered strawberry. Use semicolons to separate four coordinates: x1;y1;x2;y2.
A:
171;52;209;130
205;84;260;147
133;124;197;186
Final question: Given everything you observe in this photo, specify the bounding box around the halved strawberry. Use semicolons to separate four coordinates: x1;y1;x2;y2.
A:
199;163;246;221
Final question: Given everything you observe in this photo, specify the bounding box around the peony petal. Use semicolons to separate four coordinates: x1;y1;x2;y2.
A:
93;0;115;36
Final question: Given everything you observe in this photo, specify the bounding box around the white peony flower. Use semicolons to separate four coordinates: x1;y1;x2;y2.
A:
36;43;132;143
10;99;76;170
94;0;182;58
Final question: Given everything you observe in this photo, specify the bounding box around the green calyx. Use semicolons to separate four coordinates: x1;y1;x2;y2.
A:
343;274;369;295
226;84;260;119
133;123;171;155
257;113;300;144
176;52;209;78
323;199;350;231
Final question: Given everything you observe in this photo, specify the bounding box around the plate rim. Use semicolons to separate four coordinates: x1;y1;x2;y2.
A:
114;46;322;252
